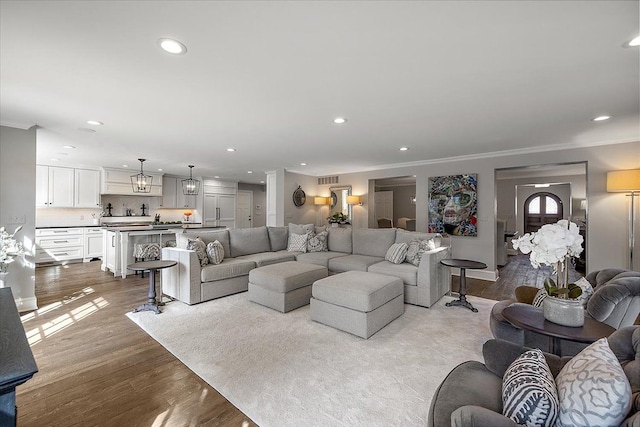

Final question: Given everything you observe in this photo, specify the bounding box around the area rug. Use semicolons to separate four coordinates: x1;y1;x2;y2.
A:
127;293;496;426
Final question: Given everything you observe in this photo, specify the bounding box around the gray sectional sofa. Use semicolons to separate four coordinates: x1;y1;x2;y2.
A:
161;225;451;307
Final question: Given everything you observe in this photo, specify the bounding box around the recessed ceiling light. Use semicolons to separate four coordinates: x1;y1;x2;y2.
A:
51;158;60;162
593;115;611;122
333;117;347;124
624;36;640;47
86;120;103;126
62;145;75;149
157;168;163;171
399;147;409;151
214;176;220;178
260;181;265;184
535;184;551;188
247;171;253;174
77;127;96;133
55;152;69;156
122;165;128;168
300;162;307;166
158;38;187;55
226;148;236;152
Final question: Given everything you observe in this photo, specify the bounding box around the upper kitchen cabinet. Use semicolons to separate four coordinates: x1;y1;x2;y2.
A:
36;165;74;207
159;176;196;209
37;165;102;208
101;167;162;196
75;168;101;208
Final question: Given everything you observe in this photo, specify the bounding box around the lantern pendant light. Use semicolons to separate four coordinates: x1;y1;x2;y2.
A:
131;158;153;193
182;165;201;195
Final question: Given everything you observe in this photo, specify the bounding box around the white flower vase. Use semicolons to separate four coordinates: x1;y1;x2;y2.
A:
543;296;584;327
331;223;339;228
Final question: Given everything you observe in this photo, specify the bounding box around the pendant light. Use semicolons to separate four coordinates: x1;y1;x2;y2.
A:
182;165;201;195
131;158;153;193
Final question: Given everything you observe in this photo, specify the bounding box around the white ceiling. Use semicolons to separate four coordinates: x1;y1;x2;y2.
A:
1;1;638;184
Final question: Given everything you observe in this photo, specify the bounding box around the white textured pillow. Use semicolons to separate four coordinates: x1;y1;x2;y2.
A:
555;338;632;427
308;231;328;253
502;349;559;427
186;237;209;267
385;243;408;264
532;288;548;308
574;276;594;306
287;232;309;253
405;239;436;266
206;240;224;265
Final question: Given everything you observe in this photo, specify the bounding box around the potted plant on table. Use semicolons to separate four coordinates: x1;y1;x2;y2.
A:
512;219;585;326
327;212;350;227
0;226;25;287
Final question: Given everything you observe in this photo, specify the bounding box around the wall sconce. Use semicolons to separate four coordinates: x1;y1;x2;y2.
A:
410;196;416;204
607;168;640;269
314;197;330;205
347;195;363;206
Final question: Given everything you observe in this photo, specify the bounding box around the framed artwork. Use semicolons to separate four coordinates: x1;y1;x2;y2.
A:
428;174;478;236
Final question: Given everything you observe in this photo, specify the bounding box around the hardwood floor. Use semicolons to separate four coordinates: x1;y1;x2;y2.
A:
14;255;589;426
18;261;257;427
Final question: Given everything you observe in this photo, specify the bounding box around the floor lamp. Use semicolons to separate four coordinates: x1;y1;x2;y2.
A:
607;169;640;270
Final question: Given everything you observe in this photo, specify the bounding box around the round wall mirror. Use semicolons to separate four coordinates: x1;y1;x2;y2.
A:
292;186;306;207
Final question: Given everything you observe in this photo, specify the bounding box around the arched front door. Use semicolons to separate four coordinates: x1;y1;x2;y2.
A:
524;192;563;234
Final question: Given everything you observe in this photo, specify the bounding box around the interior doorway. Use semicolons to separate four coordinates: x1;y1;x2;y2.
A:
236;190;253;229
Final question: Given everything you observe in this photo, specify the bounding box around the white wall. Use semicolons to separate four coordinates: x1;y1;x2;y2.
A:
284;171;320;225
330;141;640;278
0;125;37;311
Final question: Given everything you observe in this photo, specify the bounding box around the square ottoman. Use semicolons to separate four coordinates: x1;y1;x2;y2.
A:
310;271;404;339
248;261;328;312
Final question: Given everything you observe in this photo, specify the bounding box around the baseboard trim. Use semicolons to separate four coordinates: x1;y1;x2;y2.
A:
16;296;38;313
449;269;498;282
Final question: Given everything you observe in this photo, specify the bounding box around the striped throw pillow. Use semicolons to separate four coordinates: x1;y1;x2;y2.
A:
532;288;548;308
385;243;408;264
502;349;559;427
206;240;224;265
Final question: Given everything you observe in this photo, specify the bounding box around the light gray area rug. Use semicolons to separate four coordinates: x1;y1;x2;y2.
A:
127;293;496;427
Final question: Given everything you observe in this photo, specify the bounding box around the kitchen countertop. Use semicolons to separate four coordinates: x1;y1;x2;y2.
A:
36;225;102;229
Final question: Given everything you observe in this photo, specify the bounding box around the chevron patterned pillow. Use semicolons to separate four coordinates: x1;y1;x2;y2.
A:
502;348;559;427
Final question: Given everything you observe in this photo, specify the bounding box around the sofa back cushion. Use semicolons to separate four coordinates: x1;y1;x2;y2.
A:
267;226;289;251
288;223;315;235
229;226;271;257
352;228;396;257
395;229;437;245
178;230;230;258
327;227;352;253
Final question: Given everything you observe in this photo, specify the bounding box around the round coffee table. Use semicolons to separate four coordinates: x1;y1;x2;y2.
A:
502;304;615;355
440;258;487;312
128;260;177;314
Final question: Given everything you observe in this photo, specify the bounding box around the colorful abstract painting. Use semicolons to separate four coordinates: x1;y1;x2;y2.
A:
428;174;478;236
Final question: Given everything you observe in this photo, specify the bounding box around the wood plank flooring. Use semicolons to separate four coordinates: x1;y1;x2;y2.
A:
16;255;624;426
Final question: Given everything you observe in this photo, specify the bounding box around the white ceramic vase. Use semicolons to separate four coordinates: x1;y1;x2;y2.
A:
543;296;584;327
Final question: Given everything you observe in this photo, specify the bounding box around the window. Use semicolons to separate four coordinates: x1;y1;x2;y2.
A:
524;192;563;234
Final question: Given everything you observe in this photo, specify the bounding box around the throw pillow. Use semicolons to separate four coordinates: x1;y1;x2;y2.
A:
555;338;632;427
287;232;309;253
574;276;594;306
532;288;548;308
308;231;328;253
502;348;559;427
405;239;436;266
206;240;224;265
186;237;209;267
385;242;408;264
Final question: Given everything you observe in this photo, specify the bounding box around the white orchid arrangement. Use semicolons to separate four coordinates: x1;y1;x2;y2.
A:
512;219;584;298
0;225;25;272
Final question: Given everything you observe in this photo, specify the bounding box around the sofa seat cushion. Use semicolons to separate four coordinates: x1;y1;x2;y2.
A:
329;254;384;273
236;250;296;267
312;271;403;312
367;261;418;286
295;251;349;268
200;258;256;282
249;261;328;293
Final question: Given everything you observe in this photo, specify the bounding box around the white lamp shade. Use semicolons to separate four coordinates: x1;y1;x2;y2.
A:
607;169;640;192
347;195;361;205
314;197;328;205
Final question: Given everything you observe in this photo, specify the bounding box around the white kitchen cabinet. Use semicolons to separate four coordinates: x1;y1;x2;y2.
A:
35;228;84;264
102;229;178;278
160;176;197;209
36;165;75;207
75;169;101;208
83;228;103;261
204;194;236;228
101;167;163;196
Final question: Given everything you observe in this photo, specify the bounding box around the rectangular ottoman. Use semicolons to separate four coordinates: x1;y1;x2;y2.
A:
310;271;404;339
248;261;328;312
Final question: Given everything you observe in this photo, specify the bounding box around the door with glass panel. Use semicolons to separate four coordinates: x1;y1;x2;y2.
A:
524;192;563;234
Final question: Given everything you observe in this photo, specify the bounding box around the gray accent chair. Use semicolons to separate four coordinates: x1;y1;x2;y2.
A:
490;268;640;356
428;326;640;427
